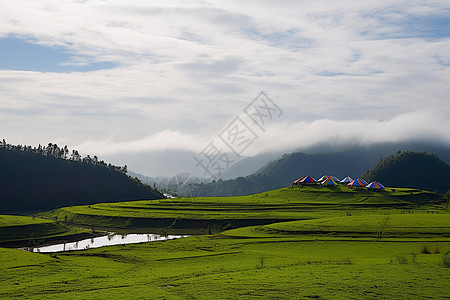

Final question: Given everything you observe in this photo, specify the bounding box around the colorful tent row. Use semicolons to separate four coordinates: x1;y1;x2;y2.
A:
292;175;385;191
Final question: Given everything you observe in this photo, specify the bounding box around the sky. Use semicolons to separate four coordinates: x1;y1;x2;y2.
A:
1;0;450;176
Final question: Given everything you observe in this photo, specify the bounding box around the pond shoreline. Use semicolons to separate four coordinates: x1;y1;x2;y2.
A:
0;225;205;250
1;232;103;249
26;233;189;253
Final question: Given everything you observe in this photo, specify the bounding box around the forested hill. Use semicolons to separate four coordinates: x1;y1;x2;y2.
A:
362;151;450;193
0;148;164;213
180;150;450;197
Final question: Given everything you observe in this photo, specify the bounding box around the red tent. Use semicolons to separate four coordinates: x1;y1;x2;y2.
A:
295;176;317;185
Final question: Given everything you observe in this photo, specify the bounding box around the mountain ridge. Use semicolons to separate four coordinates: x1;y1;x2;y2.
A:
179;147;450;197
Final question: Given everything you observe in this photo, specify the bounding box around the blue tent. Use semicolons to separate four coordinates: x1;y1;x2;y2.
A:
348;179;367;188
366;181;385;191
322;177;337;186
329;175;340;182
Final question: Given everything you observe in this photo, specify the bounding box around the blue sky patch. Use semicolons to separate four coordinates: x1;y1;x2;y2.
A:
0;37;117;72
368;11;450;40
401;13;450;39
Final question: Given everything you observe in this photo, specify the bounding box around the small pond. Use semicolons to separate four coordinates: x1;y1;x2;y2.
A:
28;233;188;253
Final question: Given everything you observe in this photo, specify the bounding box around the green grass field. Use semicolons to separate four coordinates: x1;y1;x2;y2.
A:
0;215;90;247
1;236;449;299
39;186;440;230
0;215;53;227
0;215;71;243
1;185;449;299
225;213;450;240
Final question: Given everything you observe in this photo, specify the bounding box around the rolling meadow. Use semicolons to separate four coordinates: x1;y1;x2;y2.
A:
0;185;449;299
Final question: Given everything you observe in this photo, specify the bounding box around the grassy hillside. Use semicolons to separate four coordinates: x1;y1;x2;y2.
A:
0;215;74;244
363;151;450;193
225;214;450;239
0;148;164;213
1;232;449;299
0;215;51;227
40;185;441;230
2;184;450;299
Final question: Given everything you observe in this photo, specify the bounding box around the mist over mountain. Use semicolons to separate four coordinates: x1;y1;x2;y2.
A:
297;141;450;164
102;150;200;177
216;141;450;181
102;141;450;179
220;152;283;180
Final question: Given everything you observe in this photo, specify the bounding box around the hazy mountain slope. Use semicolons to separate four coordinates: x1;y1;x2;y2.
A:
220;141;450;181
297;142;450;165
219;152;283;180
182;145;450;197
0;149;164;213
180;150;379;197
252;151;378;185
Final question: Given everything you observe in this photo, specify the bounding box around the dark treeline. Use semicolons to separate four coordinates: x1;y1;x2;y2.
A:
0;140;164;213
0;139;127;174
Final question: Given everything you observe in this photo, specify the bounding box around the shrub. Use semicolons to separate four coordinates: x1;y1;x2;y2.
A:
433;246;441;254
257;257;265;268
255;257;266;269
420;245;431;254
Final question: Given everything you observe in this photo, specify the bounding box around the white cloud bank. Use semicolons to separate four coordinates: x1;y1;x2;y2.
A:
74;110;450;157
251;110;450;155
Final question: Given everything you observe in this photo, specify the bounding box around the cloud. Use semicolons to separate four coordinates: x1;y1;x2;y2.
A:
71;110;450;158
249;110;450;155
73;130;209;155
0;0;449;163
177;56;243;79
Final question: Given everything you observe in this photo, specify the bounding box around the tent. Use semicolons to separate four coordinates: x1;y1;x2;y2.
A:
318;175;339;182
340;176;353;184
365;181;386;191
292;176;306;185
317;175;328;182
322;177;337;186
348;178;367;188
329;175;340;182
297;175;316;185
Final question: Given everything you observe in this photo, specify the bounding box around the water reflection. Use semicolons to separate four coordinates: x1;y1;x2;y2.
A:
28;233;188;253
